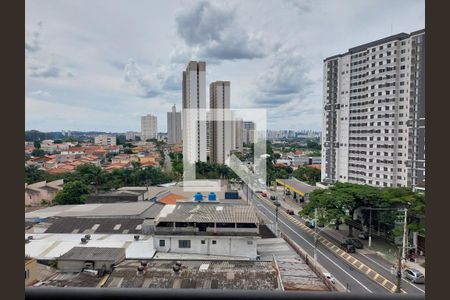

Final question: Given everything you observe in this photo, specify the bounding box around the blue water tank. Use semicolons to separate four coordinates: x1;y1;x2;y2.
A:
194;192;203;202
208;192;217;201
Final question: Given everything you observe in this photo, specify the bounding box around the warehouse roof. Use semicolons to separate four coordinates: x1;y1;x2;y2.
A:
104;260;278;290
59;247;125;261
25;202;155;219
44;218;144;234
158;203;259;224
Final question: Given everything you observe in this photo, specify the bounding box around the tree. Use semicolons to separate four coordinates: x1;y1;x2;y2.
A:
301;183;382;236
293;166;321;185
25;165;45;183
53;140;63;144
31;149;45;157
33;141;41;149
72;164;105;186
123;148;133;154
306;140;321;150
54;180;90;205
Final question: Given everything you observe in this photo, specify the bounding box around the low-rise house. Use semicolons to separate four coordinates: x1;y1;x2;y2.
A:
86;190;147;203
25;259;39;286
153;202;260;259
57;247;126;273
25;179;64;206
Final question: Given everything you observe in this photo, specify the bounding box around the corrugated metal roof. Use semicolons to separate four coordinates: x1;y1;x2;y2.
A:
59;247;125;261
158;203;259;224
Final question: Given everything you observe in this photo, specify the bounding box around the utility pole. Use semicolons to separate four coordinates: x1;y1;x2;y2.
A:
368;207;372;248
402;208;408;263
396;247;403;293
314;208;318;261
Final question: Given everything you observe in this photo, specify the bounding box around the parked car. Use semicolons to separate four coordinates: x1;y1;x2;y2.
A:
340;241;356;253
306;219;316;229
286;209;295;215
270;195;277;200
358;231;369;240
261;192;267;197
345;238;364;249
285;190;291;195
323;272;336;284
403;268;425;284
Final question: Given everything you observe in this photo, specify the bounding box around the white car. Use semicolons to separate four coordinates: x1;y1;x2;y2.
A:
323;272;336;284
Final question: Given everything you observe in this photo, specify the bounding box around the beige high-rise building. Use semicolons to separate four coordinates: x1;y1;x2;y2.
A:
141;114;157;141
182;61;207;163
167;105;182;145
209;81;233;164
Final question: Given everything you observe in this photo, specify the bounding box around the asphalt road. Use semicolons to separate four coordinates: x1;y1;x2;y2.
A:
244;185;425;295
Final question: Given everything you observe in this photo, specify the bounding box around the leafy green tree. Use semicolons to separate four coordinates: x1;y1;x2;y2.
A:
53;140;63;144
293;166;321;185
54;180;90;205
33;141;41;149
123;148;133;154
31;149;46;157
25;165;45;183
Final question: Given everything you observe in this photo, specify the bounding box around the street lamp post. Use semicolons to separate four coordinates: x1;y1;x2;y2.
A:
274;201;281;238
368;207;372;247
314;208;318;261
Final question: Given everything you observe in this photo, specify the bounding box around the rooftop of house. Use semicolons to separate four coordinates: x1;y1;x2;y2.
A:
25;201;157;219
35;271;103;288
104;260;279;290
59;246;126;262
25;233;155;260
157;202;259;224
44;217;145;234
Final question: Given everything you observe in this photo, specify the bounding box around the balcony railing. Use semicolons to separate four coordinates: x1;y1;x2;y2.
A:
25;287;425;300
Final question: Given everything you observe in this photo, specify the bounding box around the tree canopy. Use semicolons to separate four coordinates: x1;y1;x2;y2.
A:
301;182;425;238
54;180;90;205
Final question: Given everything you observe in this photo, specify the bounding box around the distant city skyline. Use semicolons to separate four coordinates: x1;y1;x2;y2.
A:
25;0;424;132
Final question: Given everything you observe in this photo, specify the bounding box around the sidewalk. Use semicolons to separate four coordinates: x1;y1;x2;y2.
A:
272;186;426;275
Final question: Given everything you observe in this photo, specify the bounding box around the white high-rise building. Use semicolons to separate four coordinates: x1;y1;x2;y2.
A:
321;29;425;188
141;114;158;141
234;118;244;153
167;105;182;145
182;61;207;163
243;121;255;144
209;81;233;164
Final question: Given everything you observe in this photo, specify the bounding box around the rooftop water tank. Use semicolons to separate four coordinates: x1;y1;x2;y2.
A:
208;192;217;201
194;192;203;202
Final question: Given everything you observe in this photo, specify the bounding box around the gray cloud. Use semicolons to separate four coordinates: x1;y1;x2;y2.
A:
25;21;42;53
254;49;315;107
284;0;313;14
123;59;162;98
175;1;271;61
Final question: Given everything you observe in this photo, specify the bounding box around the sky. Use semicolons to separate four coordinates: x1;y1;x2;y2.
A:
25;0;425;132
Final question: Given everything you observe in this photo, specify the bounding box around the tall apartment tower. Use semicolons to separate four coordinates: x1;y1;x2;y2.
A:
182;61;207;163
141;114;158;141
243;121;256;144
167;105;182;144
234;118;244;153
209;81;232;164
321;29;425;188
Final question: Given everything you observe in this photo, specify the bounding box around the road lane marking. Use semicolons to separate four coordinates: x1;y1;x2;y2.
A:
358;252;425;294
255;201;373;293
382;279;388;286
253;195;401;294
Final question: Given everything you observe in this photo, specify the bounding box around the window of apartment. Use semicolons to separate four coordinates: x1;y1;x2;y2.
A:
179;240;191;248
212;240;217;245
247;240;254;245
159;240;166;247
201;240;206;244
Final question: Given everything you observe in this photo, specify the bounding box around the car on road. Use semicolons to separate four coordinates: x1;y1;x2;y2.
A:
284;190;291;195
323;272;336;284
286;209;295;215
345;238;364;249
305;219;315;229
270;195;277;200
340;241;356;253
404;268;425;284
261;192;267;197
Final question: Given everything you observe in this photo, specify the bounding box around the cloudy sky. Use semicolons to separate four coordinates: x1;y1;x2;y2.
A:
25;0;424;132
